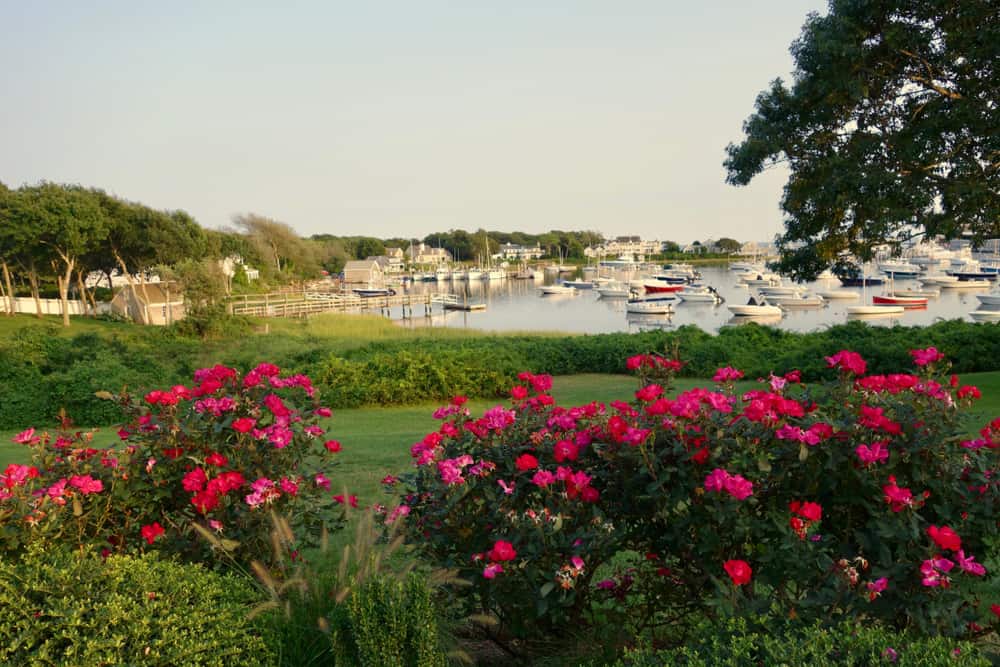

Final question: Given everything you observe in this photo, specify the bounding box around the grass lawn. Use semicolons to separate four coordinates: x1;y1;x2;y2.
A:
3;372;996;505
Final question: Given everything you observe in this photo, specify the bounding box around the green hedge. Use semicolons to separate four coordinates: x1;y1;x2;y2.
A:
1;318;999;425
609;619;989;666
314;320;1000;407
0;546;273;666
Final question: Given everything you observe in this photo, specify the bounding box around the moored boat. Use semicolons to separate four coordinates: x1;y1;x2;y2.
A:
872;295;928;308
969;310;1000;322
816;289;859;300
976;294;1000;307
539;284;576;295
846;304;905;315
626;297;675;315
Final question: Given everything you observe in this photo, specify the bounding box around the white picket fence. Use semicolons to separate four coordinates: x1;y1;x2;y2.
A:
0;297;110;316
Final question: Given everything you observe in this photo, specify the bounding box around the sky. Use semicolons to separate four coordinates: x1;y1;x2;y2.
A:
0;1;828;244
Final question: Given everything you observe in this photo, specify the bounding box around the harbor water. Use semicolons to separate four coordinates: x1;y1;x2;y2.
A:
387;265;994;335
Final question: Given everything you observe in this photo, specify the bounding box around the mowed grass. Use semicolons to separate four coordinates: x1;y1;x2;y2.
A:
2;372;997;507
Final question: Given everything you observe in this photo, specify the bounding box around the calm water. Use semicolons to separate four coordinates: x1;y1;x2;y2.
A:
387;265;994;335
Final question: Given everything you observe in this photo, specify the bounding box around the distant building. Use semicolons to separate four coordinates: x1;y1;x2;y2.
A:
342;259;385;285
383;248;406;272
219;255;259;282
407;243;453;265
110;282;185;326
499;243;543;260
585;236;659;260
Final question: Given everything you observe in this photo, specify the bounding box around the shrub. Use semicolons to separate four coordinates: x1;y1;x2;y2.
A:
0;362;347;567
251;512;453;667
608;618;989;666
0;545;273;666
333;573;448;667
399;349;1000;641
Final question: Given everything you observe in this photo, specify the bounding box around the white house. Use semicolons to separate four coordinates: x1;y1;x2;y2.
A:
407;243;453;265
499;243;544;261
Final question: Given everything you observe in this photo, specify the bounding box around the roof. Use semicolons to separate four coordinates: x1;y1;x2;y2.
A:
117;281;183;305
343;260;381;272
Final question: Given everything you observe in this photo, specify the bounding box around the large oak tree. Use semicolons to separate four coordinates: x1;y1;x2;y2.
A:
725;0;999;280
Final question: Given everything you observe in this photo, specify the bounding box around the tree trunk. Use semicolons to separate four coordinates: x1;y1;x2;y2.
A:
1;261;13;316
113;251;147;324
58;258;74;327
27;267;43;319
76;269;94;317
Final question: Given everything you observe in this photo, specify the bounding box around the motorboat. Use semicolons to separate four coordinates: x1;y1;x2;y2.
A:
975;294;1000;307
838;276;885;287
940;279;991;290
878;261;922;279
969;310;1000;322
642;280;685;294
626;297;675;315
352;287;397;297
816;289;859;300
562;280;594;289
769;293;825;308
892;288;939;298
846;304;905;315
918;275;959;287
677;287;724;304
596;283;631;298
728;297;782;317
758;285;807;297
539;284;576;295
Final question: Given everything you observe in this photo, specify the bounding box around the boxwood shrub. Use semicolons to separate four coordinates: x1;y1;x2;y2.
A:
0;545;274;666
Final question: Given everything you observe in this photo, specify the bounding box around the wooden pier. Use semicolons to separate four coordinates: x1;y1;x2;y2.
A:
228;291;482;319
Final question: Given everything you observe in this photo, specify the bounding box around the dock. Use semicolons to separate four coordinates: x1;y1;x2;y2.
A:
228;290;485;319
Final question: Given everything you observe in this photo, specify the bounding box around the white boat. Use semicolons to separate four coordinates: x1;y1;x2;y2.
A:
451;269;467;281
758;285;807;296
816;289;859;300
539;284;576;295
892;288;939;298
626;298;675;315
677;287;724;304
846;305;905;315
728;298;782;317
466;269;483;281
918;274;959;286
769;293;825;308
969;310;1000;322
482;269;504;281
435;267;451;281
940;279;991;289
976;294;1000;307
596;283;631;298
878;261;922;278
562;280;594;289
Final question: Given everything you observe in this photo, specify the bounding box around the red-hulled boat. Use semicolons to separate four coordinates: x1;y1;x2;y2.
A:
872;295;928;308
643;281;684;293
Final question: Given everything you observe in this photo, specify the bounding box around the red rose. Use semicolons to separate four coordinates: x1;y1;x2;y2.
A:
927;525;961;551
488;540;517;562
724;559;753;586
515;454;538;471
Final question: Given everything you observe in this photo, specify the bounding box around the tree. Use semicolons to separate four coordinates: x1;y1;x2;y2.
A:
11;184;107;326
353;237;385;259
715;237;742;254
725;0;999;280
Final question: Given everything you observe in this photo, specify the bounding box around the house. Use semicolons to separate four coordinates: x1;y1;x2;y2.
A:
407;243;453;265
342;259;384;285
384;247;406;271
219;255;260;282
499;243;544;260
110;282;185;326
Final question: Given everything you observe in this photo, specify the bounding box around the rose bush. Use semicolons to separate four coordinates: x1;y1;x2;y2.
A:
399;350;1000;641
0;363;347;566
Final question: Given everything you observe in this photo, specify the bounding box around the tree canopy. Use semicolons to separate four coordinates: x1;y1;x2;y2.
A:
725;0;999;280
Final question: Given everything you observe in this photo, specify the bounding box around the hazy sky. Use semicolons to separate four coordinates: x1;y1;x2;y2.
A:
0;1;827;243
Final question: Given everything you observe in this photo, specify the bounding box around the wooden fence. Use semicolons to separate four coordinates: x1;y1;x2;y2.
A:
228;291;460;319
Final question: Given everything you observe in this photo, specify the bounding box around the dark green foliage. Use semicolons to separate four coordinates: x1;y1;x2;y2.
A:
0;546;274;666
331;573;448;667
725;0;999;280
1;319;999;426
314;320;1000;407
608;619;989;666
